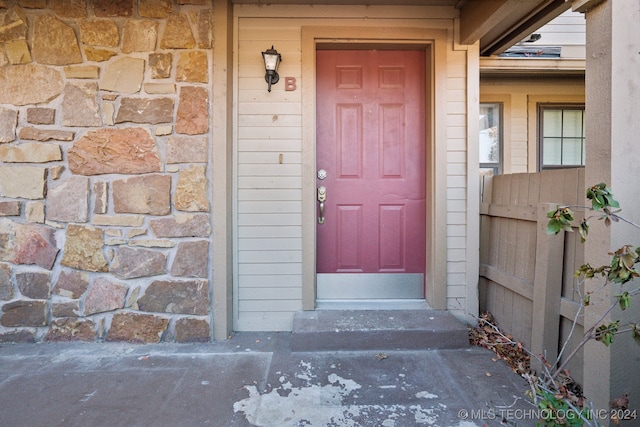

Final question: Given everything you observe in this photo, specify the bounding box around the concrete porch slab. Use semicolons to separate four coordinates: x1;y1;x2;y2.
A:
291;309;470;352
0;333;536;426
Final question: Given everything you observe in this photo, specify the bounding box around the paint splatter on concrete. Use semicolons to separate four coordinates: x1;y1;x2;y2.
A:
416;391;438;399
233;360;480;427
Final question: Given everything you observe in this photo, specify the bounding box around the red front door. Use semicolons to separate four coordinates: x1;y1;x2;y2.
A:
316;49;426;300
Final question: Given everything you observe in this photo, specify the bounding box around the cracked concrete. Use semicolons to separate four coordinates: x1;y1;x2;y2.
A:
0;332;536;426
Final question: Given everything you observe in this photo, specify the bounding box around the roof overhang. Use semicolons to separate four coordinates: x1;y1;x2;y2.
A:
480;57;585;76
232;0;462;4
231;0;572;56
459;0;572;56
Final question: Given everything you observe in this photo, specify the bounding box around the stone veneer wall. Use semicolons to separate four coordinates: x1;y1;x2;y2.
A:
0;0;214;343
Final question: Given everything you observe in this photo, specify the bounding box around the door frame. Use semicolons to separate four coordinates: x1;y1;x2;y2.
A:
301;26;449;310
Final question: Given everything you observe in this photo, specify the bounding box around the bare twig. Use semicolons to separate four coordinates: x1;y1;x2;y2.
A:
553;298;619;376
555;293;584;369
554;286;640;376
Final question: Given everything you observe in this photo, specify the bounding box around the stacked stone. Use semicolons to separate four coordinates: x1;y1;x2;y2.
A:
0;0;213;343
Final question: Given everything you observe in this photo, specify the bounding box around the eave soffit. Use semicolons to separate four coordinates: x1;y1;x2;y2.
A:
231;0;571;56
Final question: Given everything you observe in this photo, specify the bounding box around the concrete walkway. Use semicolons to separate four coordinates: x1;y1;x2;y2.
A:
0;332;537;426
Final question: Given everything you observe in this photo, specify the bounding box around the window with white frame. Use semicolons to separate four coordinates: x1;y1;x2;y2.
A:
539;104;585;170
479;103;502;175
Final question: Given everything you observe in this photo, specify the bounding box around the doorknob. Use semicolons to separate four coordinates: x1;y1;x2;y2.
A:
317;186;327;224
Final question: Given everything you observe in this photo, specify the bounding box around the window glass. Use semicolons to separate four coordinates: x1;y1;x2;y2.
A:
562;110;583;138
543;110;563;137
479;103;502;175
562;138;584;165
539;105;585;169
543;137;562;165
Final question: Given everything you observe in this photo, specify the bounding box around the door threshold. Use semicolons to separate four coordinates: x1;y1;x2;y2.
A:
317;273;424;299
316;299;430;310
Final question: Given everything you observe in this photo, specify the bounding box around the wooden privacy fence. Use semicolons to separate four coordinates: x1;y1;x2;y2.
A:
479;168;586;383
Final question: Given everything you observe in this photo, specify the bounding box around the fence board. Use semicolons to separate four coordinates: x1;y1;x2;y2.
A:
516;221;536;284
479;169;585;381
481;204;537;221
513;173;530;206
479;265;534;300
479;215;491;265
487;217;499;269
506;218;518;276
528;173;541;206
496;216;509;274
531;203;565;367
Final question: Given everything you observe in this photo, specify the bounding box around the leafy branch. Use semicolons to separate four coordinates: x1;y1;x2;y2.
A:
474;183;640;426
547;184;640;374
541;183;640;425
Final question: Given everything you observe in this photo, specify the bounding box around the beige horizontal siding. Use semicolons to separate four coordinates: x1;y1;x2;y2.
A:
236;4;474;330
237;225;301;238
239;274;302;287
238;287;303;300
239;237;302;251
480;77;585;173
238;263;302;276
236;15;304;330
521;10;585;58
238;200;302;213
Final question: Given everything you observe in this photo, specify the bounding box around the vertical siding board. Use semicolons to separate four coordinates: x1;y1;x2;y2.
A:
495;172;509;205
482;174;493;204
531;202;564;367
511;294;523;346
478;277;487;309
527;172;541;206
562;231;578;299
512;294;530;348
503;288;514;334
496;218;508;273
494;283;505;324
494;175;508;273
508;174;525;278
518;174;531;206
509;173;522;205
505;218;518;276
538;170;553;203
522;296;534;349
479;215;491;266
577;167;585;199
521;170;536;286
515;220;536;284
486;285;497;319
490;173;501;204
488;217;500;268
561;168;580;206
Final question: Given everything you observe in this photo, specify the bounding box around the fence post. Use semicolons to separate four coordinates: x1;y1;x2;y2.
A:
530;203;565;372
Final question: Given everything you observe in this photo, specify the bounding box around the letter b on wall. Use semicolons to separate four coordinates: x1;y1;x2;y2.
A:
285;77;297;91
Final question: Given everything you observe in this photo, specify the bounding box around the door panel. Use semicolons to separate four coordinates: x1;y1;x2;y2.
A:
316;49;426;298
379;204;404;270
336;204;362;270
337;105;362;178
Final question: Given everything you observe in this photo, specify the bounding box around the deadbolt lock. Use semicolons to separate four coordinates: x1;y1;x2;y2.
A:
317;186;326;202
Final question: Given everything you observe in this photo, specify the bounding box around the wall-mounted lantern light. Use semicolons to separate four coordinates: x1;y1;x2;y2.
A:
262;45;282;92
